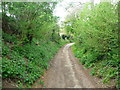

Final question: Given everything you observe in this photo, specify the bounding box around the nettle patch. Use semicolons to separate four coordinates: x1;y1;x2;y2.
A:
2;40;62;86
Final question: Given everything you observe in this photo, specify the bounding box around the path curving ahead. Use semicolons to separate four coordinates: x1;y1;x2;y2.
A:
43;43;102;88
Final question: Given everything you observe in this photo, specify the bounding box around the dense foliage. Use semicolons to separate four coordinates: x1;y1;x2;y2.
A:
2;2;60;43
2;36;62;86
64;2;119;87
2;2;65;87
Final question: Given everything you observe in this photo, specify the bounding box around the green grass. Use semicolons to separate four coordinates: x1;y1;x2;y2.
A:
39;80;44;85
72;44;118;87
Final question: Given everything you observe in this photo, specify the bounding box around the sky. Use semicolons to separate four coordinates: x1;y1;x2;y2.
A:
53;0;91;23
53;0;99;25
53;0;118;26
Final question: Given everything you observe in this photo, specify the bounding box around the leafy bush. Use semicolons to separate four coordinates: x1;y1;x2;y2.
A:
2;43;10;56
2;32;18;44
2;37;62;86
2;2;66;87
66;2;118;87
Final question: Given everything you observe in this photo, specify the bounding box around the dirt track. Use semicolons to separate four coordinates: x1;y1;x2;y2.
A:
43;43;105;88
2;43;114;88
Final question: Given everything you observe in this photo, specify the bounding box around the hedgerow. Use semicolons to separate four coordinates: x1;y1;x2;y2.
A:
2;2;66;87
2;36;63;86
65;2;119;88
